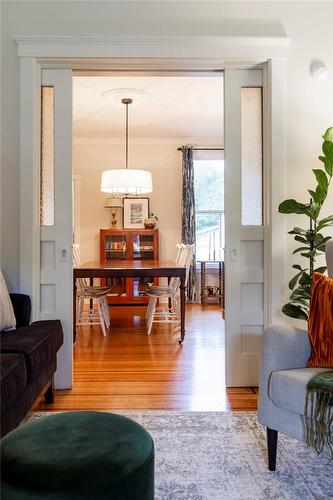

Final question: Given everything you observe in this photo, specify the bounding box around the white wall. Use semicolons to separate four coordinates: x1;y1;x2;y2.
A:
73;140;183;265
1;1;333;304
73;138;223;300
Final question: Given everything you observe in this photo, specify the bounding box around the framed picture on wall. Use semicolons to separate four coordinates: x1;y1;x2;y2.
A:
123;198;149;229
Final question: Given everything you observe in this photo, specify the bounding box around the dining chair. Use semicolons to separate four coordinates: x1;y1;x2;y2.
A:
145;243;186;321
145;244;193;335
73;244;110;336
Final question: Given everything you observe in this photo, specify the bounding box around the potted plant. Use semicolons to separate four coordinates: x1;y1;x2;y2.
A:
144;213;158;229
278;127;333;320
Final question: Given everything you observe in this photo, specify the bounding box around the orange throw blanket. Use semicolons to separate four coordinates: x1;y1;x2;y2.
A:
307;272;333;369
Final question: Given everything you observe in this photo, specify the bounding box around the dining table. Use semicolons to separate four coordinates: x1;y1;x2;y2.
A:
73;259;187;344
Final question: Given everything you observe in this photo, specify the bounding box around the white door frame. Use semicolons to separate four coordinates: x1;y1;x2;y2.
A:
15;35;289;388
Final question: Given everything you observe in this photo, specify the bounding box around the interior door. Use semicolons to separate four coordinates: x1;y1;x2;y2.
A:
224;69;265;387
40;69;73;389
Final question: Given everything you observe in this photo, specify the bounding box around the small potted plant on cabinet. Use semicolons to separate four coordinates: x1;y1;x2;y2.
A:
144;213;158;229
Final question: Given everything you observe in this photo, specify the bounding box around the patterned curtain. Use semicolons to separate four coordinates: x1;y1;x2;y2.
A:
181;146;196;301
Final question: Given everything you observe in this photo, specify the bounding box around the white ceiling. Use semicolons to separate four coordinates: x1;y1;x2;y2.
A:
73;74;223;140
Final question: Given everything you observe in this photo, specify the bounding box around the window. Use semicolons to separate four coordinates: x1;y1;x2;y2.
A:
193;150;224;262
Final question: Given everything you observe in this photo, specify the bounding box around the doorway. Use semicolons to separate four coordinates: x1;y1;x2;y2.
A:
39;67;265;394
68;71;229;411
18;44;286;394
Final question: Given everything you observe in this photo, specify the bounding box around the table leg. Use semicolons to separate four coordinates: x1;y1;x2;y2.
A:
73;277;77;343
168;277;172;311
200;261;205;304
89;277;93;312
179;276;186;345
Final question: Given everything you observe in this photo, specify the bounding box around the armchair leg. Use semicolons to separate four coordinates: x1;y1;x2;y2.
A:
267;427;278;471
44;379;54;404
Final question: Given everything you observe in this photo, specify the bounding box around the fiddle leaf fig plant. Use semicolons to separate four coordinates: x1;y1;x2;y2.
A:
278;127;333;320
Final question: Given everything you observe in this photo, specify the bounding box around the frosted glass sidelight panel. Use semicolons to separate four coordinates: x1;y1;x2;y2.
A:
40;87;55;226
241;88;263;225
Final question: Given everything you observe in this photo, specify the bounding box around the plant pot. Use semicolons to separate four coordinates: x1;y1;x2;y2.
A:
144;218;156;229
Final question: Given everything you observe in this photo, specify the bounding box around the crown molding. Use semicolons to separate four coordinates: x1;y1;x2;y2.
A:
13;35;290;61
14;35;290;47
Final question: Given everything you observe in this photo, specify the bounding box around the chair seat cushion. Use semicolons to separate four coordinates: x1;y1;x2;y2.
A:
0;354;27;415
145;285;174;296
269;367;329;415
1;411;154;500
1;320;63;383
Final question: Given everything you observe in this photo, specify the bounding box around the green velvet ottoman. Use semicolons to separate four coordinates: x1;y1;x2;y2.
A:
1;411;154;500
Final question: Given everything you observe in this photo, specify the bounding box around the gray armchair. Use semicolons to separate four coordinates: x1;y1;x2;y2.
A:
258;240;333;470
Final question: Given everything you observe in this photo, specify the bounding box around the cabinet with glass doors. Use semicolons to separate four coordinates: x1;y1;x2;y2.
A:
100;229;159;304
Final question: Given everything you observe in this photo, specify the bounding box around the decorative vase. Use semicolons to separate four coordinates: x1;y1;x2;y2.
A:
110;211;118;228
144;218;156;229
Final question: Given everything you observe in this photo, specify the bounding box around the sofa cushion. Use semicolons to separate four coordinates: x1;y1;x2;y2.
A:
1;320;63;383
0;271;16;331
1;354;27;415
9;294;31;328
269;367;329;415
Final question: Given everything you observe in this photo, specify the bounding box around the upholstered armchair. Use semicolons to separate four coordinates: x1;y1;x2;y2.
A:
258;240;333;470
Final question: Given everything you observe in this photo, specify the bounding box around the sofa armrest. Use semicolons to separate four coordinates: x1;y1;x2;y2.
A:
9;294;31;328
258;323;311;427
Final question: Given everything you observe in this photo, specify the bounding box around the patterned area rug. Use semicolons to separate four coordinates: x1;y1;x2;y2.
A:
32;411;332;500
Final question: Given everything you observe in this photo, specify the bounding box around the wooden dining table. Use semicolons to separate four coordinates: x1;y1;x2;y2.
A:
73;260;187;344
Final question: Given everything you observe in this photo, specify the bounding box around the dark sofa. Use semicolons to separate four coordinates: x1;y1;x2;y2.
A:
1;294;63;437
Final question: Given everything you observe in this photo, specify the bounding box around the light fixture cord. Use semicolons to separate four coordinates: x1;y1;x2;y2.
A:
122;98;132;170
125;101;129;169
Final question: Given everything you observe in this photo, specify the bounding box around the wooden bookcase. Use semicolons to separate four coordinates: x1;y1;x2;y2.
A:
100;229;159;304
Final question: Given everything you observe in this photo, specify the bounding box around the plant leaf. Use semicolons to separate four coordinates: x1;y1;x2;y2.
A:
307;202;321;220
299;272;311;286
317;216;333;231
289;296;310;307
279;199;310;215
313;169;328;192
323;127;333;142
288;271;302;290
319;155;333;177
292;264;304;271
290;290;310;301
322;140;333;164
308;189;321;203
315;184;325;200
288;227;308;235
300;250;319;258
292;246;311;254
314;266;327;274
315;235;331;248
294;235;309;245
282;303;308;320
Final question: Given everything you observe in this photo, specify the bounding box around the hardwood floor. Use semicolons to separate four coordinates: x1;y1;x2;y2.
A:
38;304;258;411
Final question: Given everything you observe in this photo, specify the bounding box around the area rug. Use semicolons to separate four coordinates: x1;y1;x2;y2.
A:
32;411;332;500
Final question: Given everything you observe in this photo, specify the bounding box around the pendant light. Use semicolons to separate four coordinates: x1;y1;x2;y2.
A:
101;97;153;195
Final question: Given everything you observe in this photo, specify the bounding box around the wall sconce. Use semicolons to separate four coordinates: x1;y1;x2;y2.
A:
104;197;123;229
310;59;328;82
